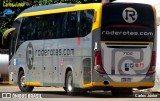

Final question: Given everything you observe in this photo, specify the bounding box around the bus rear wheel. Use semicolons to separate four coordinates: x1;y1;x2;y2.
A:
66;71;77;95
18;70;34;92
66;71;87;96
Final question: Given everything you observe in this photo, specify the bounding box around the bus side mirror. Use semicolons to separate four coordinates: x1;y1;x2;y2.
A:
2;28;16;47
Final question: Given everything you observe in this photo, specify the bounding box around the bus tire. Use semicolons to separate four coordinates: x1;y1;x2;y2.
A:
111;88;133;96
63;87;67;92
18;70;34;92
66;71;78;96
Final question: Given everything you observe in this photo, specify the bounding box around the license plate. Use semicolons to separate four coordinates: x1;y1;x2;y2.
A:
116;51;140;58
121;78;132;82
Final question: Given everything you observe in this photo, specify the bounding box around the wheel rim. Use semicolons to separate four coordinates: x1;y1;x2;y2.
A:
20;75;26;87
67;75;72;92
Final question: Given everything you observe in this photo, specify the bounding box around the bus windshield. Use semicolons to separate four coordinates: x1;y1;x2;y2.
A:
9;18;22;59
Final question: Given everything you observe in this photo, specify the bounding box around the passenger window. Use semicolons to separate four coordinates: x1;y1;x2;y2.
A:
68;11;77;38
52;13;63;39
27;18;36;40
35;16;44;40
61;13;69;38
79;10;94;37
60;11;78;38
43;13;63;39
18;9;94;42
19;17;36;41
44;15;54;39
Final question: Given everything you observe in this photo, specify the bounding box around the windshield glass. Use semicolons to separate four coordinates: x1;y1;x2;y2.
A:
9;18;22;59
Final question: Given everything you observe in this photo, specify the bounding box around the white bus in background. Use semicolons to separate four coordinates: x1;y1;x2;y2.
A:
0;54;9;83
0;54;9;74
153;25;160;92
114;0;160;92
153;4;160;91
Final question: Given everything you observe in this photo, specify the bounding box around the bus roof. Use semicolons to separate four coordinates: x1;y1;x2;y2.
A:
15;3;101;20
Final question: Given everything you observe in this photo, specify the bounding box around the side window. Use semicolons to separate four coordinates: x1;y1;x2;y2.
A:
44;15;54;39
44;14;61;39
61;13;69;38
42;13;63;39
68;11;78;38
53;13;63;39
17;17;36;51
60;11;78;38
19;17;36;41
35;16;44;40
27;17;36;40
79;10;94;37
16;9;94;43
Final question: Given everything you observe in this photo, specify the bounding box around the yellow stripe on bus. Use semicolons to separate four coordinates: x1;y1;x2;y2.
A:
15;4;101;19
24;82;41;86
82;82;154;88
91;3;102;31
101;41;153;44
151;5;157;28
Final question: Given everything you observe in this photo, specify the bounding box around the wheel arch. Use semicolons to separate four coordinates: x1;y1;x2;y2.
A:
18;65;25;77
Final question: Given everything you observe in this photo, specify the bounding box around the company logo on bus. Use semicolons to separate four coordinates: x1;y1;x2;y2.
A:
122;7;138;23
26;42;34;70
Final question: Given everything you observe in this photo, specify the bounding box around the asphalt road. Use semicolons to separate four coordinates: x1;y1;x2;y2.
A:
0;85;160;101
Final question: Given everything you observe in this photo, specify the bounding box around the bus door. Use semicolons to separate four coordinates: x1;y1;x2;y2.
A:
100;3;156;83
42;40;57;86
51;40;59;84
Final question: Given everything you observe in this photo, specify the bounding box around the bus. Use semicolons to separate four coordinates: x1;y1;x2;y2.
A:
2;2;157;96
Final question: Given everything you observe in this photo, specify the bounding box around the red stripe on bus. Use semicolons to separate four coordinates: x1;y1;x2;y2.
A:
77;37;80;46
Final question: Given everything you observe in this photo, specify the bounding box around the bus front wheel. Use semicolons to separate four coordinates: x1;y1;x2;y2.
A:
18;71;34;92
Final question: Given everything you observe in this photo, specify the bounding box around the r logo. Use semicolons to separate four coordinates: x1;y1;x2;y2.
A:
122;7;138;23
26;42;34;70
